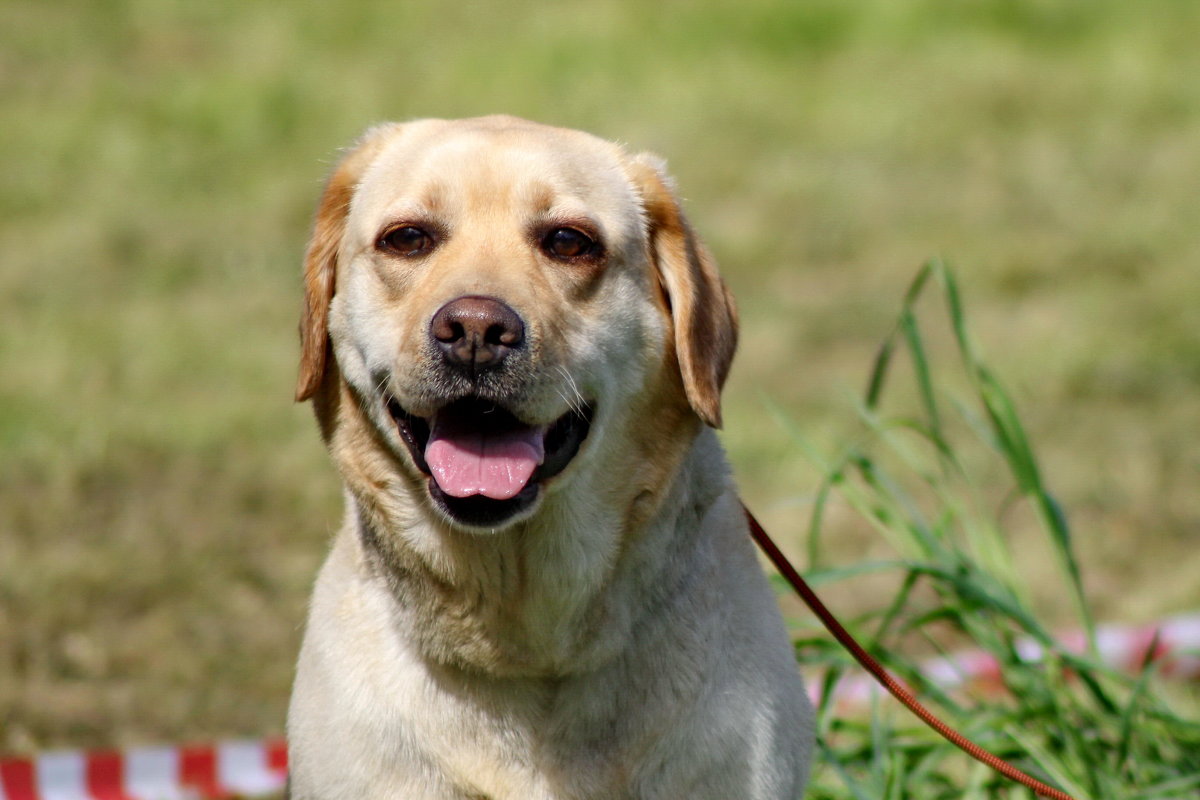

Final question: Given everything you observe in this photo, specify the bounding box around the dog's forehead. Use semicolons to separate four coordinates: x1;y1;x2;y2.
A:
351;118;645;235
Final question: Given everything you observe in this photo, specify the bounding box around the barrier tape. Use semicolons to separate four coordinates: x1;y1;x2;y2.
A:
2;614;1197;800
808;612;1200;708
0;739;286;800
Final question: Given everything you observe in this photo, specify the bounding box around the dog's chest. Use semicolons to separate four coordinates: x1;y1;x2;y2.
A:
398;687;638;800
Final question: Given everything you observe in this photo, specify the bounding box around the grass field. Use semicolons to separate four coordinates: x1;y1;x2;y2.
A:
2;0;1198;791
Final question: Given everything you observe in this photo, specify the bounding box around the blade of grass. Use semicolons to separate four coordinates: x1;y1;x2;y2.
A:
1115;630;1162;771
1004;724;1093;800
933;262;1097;648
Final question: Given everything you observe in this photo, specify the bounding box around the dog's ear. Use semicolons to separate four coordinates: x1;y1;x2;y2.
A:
629;154;738;428
295;127;396;402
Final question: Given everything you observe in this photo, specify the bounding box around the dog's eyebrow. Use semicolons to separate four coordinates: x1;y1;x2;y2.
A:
377;196;445;229
418;182;449;215
534;192;599;224
521;181;558;215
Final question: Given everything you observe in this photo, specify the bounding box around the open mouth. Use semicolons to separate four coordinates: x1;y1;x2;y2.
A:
384;394;594;527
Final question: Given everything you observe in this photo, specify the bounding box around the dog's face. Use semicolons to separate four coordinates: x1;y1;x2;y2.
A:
297;117;737;531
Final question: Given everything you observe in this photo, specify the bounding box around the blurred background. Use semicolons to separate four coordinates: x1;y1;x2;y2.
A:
2;0;1197;754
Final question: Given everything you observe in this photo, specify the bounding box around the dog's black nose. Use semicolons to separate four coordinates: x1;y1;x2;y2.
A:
430;295;525;374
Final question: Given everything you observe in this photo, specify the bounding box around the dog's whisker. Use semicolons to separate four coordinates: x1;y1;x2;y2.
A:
554;389;579;417
555;365;586;415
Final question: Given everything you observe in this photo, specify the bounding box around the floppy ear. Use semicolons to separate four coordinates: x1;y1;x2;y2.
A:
629;154;738;428
295;127;396;402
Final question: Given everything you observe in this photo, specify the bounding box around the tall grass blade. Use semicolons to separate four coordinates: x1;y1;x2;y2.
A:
935;261;1096;647
899;310;942;438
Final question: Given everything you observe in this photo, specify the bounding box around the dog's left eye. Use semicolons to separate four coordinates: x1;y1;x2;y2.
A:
378;226;435;257
542;227;598;260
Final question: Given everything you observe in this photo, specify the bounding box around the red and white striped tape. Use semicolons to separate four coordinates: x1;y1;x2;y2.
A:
809;612;1200;707
0;739;286;800
2;614;1197;800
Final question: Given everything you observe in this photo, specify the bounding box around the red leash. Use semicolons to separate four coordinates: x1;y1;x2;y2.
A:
743;504;1076;800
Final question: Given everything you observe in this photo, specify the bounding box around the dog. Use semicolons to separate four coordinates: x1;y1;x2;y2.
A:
287;116;813;799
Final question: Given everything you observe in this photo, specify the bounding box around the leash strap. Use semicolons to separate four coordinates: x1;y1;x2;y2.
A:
743;504;1076;800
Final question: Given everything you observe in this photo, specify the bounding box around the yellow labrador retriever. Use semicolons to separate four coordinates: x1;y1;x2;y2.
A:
288;116;813;799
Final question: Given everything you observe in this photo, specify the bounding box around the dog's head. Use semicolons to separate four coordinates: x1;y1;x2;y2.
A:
296;116;736;531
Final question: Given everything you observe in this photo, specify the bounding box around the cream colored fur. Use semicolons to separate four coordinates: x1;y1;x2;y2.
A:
287;116;813;799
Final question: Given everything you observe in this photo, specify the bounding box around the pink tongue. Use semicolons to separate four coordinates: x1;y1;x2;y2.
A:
425;416;545;500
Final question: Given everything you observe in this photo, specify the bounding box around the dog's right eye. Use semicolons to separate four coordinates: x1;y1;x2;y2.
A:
378;226;435;257
542;227;599;260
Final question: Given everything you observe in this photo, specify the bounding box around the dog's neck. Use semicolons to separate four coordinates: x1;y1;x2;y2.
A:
335;415;728;678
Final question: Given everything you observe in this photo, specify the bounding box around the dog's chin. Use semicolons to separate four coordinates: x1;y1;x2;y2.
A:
384;394;595;531
427;480;541;529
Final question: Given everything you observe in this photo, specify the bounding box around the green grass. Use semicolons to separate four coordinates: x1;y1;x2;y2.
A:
779;262;1199;799
1;0;1198;790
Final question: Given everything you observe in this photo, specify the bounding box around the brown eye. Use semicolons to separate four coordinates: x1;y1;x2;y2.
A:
378;226;435;257
542;227;598;260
